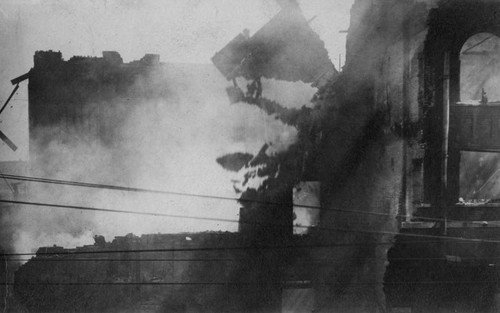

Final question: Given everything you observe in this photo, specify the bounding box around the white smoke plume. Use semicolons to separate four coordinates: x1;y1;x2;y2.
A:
0;0;350;255
9;62;302;254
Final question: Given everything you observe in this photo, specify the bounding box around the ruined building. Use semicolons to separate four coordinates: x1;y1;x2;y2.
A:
214;0;500;311
10;5;328;311
10;0;500;312
10;49;298;312
28;50;165;148
14;232;314;312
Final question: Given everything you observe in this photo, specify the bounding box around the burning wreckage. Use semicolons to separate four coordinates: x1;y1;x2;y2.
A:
10;0;500;312
9;4;335;313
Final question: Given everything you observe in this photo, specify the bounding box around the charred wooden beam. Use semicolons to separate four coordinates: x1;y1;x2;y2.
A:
0;130;17;151
10;70;31;85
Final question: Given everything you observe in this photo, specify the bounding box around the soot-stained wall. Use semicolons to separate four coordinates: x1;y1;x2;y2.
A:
313;0;500;312
28;50;166;148
312;1;435;312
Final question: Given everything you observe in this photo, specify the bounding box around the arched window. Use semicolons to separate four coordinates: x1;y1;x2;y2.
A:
460;33;500;104
458;33;500;201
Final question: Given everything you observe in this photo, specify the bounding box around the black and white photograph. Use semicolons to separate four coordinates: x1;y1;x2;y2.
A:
2;0;500;312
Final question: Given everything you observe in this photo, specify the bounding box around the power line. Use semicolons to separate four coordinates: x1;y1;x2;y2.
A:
0;199;245;224
0;199;293;232
1;240;442;258
0;173;335;212
1;173;463;223
4;255;499;263
1;173;318;208
3;282;280;287
2;280;499;286
0;256;441;263
3;198;500;248
3;258;238;262
0;171;14;194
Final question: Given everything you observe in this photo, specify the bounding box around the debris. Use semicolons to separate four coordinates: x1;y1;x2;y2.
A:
216;153;254;172
212;6;336;86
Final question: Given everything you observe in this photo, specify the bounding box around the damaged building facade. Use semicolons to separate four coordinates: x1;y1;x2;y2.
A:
313;0;500;312
14;232;314;312
27;50;165;150
12;49;301;312
10;5;327;311
9;0;500;312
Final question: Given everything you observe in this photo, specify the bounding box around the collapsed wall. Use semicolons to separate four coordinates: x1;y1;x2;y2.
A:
14;232;241;312
14;231;318;313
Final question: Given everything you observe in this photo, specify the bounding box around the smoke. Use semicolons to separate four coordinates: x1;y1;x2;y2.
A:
0;0;341;257
5;61;301;254
0;2;364;312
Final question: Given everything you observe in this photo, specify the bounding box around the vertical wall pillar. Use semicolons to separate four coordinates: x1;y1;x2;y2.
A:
441;51;451;231
447;50;462;204
401;19;411;221
442;51;450;192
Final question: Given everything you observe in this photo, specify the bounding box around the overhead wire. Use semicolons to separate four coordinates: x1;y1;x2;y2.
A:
2;280;499;287
1;240;443;258
0;199;247;225
4;254;500;263
0;173;474;224
3;176;499;271
4;198;500;247
0;173;339;210
3;196;500;256
2;186;497;289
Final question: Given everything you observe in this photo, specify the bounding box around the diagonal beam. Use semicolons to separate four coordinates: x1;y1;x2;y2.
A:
0;130;17;151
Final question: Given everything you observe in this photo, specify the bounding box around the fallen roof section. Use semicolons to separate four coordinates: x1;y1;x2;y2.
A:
212;6;337;86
